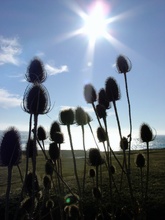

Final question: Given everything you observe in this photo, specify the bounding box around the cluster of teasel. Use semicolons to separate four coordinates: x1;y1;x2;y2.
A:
0;55;156;219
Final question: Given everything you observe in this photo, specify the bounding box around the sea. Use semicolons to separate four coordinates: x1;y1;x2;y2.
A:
0;130;165;152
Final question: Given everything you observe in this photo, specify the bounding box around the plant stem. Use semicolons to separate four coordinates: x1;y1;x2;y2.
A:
5;166;12;220
145;142;149;200
81;125;87;194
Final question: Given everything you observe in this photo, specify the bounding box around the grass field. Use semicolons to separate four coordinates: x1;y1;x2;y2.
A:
0;148;165;219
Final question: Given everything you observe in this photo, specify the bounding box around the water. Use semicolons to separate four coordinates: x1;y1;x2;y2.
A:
0;130;165;151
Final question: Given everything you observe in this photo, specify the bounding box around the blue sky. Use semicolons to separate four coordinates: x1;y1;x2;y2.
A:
0;0;165;150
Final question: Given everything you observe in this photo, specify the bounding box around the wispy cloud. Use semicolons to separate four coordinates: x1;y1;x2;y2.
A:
45;63;69;76
0;89;22;108
0;36;22;66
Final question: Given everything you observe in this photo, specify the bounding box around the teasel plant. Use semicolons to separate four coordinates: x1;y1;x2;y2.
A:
135;153;145;200
105;77;134;204
140;123;155;201
0;127;22;220
75;106;88;194
59;108;84;219
116;55;132;172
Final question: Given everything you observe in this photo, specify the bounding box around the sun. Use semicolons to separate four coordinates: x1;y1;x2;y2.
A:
82;2;108;42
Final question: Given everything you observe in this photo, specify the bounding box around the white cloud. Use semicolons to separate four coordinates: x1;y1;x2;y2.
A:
45;63;69;76
0;89;22;108
0;36;22;66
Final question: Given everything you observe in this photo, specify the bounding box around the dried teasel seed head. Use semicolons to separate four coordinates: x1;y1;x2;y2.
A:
26;138;38;158
109;165;116;175
96;104;106;119
84;83;97;104
89;168;96;178
25;172;40;196
37;126;47;141
140;123;155;143
97;127;107;143
59;108;75;125
50;121;61;141
98;88;110;109
45;159;54;176
0;127;22;167
116;55;132;74
23;84;50;115
75;106;88;126
26;57;47;84
49;142;60;161
43;175;51;189
136;153;145;168
88;148;104;167
120;137;128;150
52;132;64;144
92;187;102;200
105;77;121;102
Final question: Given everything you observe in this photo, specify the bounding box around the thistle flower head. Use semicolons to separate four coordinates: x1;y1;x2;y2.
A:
75;106;88;126
97;127;107;143
88;148;104;167
105;77;121;102
84;84;97;104
49;142;60;161
140;123;155;143
45;159;54;176
0;127;22;167
37;126;47;141
23;84;51;115
26;57;47;84
120;137;128;150
59;108;75;125
98;88;110;109
96;104;106;119
136;153;145;168
116;55;132;74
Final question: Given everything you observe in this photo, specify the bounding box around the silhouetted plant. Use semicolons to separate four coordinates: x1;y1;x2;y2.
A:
140;123;155;200
136;153;145;200
98;88;111;109
49;142;60;162
0;127;22;220
50;121;61;141
25;57;47;84
37;126;47;151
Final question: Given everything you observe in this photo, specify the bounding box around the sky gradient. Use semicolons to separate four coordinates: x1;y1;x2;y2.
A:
0;0;165;150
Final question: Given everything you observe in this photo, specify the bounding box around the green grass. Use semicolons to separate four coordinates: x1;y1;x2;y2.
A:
0;149;165;219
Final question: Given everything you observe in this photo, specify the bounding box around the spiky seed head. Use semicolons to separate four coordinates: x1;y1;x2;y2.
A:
43;175;51;189
88;148;104;167
92;187;102;200
59;108;75;125
50;121;61;141
140;123;154;143
136;153;145;168
96;104;106;119
89;168;96;178
84;84;97;104
46;199;54;210
37;126;47;141
51;132;64;144
26;57;47;84
24;172;40;196
45;159;54;176
69;205;80;218
120;137;128;150
26;138;38;158
75;106;88;126
105;77;121;102
98;88;110;109
116;55;132;74
23;84;50;115
49;142;60;161
0;127;22;167
109;165;116;175
97;127;107;143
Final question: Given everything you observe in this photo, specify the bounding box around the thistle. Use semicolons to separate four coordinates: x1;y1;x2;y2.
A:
98;88;110;109
0;127;22;220
25;57;47;84
84;83;97;104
